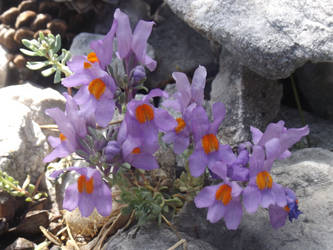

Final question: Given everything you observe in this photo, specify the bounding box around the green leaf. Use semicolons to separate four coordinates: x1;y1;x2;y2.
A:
61;49;72;64
21;39;35;50
54;70;61;84
41;67;56;77
25;197;33;202
38;31;45;41
20;48;39;57
27;184;35;194
33;193;43;200
26;61;49;70
54;34;61;54
22;175;30;190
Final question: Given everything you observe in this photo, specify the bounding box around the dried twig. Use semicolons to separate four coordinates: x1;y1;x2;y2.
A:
161;215;187;250
40;226;62;246
167;239;187;250
66;220;80;250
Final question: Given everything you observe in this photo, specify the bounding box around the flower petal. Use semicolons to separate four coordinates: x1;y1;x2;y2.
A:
243;186;261;213
43;143;71;162
194;184;220;208
154;108;177;132
211;102;225;133
272;183;287;207
78;192;95;217
172;72;191;106
190;65;206;106
63;183;79;211
95;99;115;127
132;20;156;71
224;200;242;230
189;149;208;177
173;135;189;154
131;153;159;170
94;182;113;216
62;72;91;87
250;126;263;145
265;138;282;161
207;200;225;223
114;9;132;58
261;189;274;208
269;205;287;229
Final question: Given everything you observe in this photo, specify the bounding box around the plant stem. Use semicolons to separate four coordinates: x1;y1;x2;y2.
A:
290;75;311;146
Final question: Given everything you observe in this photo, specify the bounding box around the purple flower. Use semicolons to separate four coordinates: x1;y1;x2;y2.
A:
163;65;207;114
162;66;208;154
62;64;116;127
67;23;116;73
121;136;159;170
251;121;309;160
119;89;177;149
51;167;112;217
90;22;117;70
162;108;192;154
44;93;94;162
242;146;287;213
220;145;249;181
113;9;156;72
269;188;302;229
194;162;243;230
188;103;228;177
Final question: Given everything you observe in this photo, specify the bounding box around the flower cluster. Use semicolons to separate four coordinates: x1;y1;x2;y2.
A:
44;8;309;230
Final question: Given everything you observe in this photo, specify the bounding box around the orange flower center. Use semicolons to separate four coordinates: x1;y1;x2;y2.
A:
77;175;94;194
215;184;232;205
256;171;273;190
284;205;290;212
87;52;99;63
175;118;186;133
201;134;219;154
59;133;66;141
84;62;92;69
132;147;141;154
135;104;154;123
88;78;106;100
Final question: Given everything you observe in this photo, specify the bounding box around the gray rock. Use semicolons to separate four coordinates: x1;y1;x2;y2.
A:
0;83;66;126
70;32;105;56
0;98;48;184
147;4;218;88
211;49;283;146
0;44;9;88
295;62;333;120
174;148;333;250
5;237;35;250
277;106;333;151
103;223;216;250
165;0;333;79
94;0;150;34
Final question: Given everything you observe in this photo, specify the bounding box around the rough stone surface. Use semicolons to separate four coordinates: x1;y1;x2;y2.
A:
0;98;48;184
70;32;104;56
104;223;216;250
173;148;333;250
277;106;333;151
0;83;66;126
147;4;218;88
211;49;283;146
0;45;9;88
165;0;333;79
295;62;333;120
5;237;35;250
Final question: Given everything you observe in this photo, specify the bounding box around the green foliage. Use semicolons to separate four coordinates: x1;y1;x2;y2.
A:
174;164;204;201
114;171;183;226
0;171;47;202
20;32;72;83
